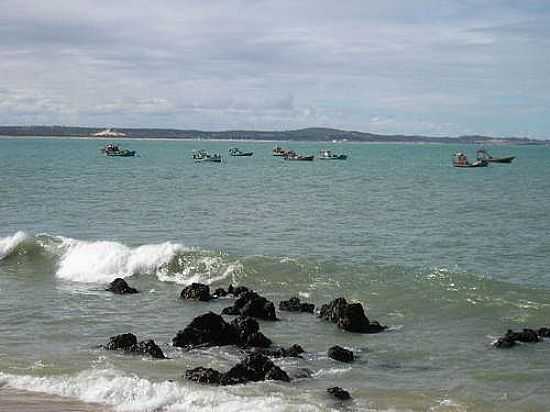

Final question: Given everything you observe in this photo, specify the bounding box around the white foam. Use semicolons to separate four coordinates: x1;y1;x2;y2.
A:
52;236;238;285
55;237;185;283
0;231;29;260
0;369;320;412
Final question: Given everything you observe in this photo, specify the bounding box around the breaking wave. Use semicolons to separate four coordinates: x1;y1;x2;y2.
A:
0;369;321;412
0;232;240;285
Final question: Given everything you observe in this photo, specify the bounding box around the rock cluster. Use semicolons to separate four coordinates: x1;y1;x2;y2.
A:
104;333;165;359
494;328;549;348
106;278;139;295
251;344;304;358
180;283;213;301
222;290;277;321
279;296;315;313
185;353;290;385
327;386;351;400
319;297;386;333
172;312;271;349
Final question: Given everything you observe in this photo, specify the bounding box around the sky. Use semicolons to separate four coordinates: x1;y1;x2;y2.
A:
1;0;549;138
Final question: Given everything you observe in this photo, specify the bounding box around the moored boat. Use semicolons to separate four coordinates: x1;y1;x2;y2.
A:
319;149;347;160
453;152;488;168
284;150;314;161
100;144;136;157
229;147;253;157
193;150;222;163
272;146;288;156
476;148;515;164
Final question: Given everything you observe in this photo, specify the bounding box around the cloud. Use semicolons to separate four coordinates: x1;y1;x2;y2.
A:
0;0;549;137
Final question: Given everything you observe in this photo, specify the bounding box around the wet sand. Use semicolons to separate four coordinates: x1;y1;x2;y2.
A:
0;387;109;412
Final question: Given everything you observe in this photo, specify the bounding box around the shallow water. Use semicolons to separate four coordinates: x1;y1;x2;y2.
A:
1;137;550;411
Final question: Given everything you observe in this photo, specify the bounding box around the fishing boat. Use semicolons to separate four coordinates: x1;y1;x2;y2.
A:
319;149;347;160
476;148;515;164
193;150;222;163
453;152;488;168
100;144;136;157
284;150;314;161
229;147;253;157
272;146;288;156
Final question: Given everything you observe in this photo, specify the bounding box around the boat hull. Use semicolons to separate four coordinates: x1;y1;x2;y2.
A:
230;152;253;157
105;151;136;157
487;156;515;164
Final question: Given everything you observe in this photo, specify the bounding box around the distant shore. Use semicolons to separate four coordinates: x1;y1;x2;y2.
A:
0;126;546;145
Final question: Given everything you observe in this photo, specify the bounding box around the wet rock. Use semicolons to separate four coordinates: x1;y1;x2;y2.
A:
104;334;165;359
132;339;166;359
231;316;272;348
173;313;272;349
185;367;223;385
328;345;354;363
222;291;277;321
494;335;516;348
105;333;137;350
253;344;304;358
279;297;315;313
320;297;386;334
494;329;540;348
228;285;250;297
173;312;238;348
221;353;290;385
213;288;227;297
106;278;139;295
327;386;351;401
180;283;212;302
538;328;550;338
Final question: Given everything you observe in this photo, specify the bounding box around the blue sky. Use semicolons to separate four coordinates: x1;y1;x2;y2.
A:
1;0;549;138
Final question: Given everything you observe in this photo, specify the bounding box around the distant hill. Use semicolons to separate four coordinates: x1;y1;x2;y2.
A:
0;125;545;145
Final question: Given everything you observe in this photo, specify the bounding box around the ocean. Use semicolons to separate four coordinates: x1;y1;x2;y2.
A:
1;137;549;411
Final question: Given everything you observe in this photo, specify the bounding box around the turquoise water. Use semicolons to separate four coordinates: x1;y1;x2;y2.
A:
1;137;550;411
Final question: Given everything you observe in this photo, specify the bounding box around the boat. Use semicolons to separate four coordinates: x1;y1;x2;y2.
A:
272;146;288;156
319;149;347;160
229;147;253;157
453;152;488;168
283;150;314;161
476;148;515;164
193;150;222;163
100;144;136;157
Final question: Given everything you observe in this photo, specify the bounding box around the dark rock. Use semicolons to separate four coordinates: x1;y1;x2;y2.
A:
106;333;137;350
213;288;227;297
132;339;166;359
327;386;351;401
221;353;290;385
538;328;550;338
173;313;272;349
222;291;277;321
279;297;315;313
319;297;348;323
104;334;165;359
106;278;139;295
230;285;250;297
494;335;516;348
494;329;540;348
172;312;238;348
320;297;387;334
328;345;354;363
231;316;272;348
180;283;212;302
509;329;539;343
185;367;222;385
253;344;304;358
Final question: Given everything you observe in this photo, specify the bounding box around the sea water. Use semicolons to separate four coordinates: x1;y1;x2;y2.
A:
1;137;550;411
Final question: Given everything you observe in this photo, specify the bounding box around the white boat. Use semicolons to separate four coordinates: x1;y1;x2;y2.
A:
319;149;347;160
193;150;222;163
